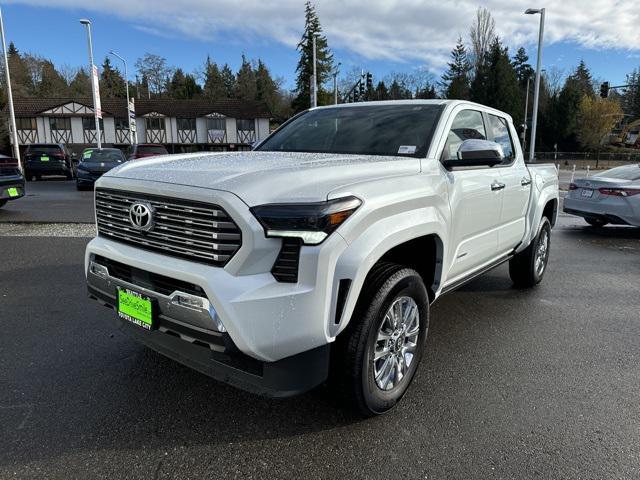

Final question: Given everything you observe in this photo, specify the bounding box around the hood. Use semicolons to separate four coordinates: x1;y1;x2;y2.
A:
104;151;420;205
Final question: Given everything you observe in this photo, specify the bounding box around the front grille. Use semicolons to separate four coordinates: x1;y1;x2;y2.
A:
93;255;206;298
95;188;241;266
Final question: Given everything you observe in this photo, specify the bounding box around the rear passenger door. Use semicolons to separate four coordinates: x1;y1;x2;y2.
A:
486;114;530;252
440;108;504;283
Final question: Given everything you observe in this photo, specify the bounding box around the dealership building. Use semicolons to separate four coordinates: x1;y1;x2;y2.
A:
9;97;271;154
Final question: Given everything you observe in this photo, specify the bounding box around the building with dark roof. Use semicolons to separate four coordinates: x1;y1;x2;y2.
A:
9;97;271;154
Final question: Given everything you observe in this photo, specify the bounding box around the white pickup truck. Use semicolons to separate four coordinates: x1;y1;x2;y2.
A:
85;100;558;416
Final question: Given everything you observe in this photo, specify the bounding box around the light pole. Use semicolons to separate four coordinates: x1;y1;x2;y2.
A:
0;7;20;171
80;18;101;149
522;76;531;154
108;50;134;145
311;32;320;108
332;62;341;105
525;7;545;163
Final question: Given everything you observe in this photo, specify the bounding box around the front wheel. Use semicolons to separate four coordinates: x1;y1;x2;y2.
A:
509;217;551;288
334;263;429;416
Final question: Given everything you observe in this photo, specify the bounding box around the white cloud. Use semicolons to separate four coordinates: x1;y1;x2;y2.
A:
7;0;640;70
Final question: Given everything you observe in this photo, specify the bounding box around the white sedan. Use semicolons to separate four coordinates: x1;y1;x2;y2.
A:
564;164;640;227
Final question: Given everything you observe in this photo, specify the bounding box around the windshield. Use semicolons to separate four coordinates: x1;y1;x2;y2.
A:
594;164;640;181
81;149;124;163
257;104;443;157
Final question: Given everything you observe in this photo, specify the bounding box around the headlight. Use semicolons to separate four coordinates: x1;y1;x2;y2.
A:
250;196;361;245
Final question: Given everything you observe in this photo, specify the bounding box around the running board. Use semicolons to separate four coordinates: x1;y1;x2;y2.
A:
440;253;514;296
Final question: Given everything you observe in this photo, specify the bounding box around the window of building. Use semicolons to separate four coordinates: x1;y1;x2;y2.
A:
17;117;36;130
146;117;165;130
441;110;487;161
237;119;255;131
49;117;71;131
207;117;225;131
177;118;196;130
82;117;104;130
115;117;128;130
487;114;515;163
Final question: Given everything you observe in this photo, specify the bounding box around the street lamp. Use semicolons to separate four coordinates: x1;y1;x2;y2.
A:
311;32;321;108
79;18;101;149
525;7;545;163
0;7;21;171
332;62;341;105
108;50;134;145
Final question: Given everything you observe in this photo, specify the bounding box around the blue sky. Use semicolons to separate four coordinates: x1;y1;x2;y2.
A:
2;2;637;91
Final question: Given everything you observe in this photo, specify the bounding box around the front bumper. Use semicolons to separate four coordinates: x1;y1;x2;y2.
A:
88;277;329;397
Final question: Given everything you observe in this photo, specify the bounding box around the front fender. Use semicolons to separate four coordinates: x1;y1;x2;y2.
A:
328;205;446;338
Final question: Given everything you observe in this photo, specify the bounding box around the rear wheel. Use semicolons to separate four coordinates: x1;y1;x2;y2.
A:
333;263;429;416
509;217;551;288
585;218;607;228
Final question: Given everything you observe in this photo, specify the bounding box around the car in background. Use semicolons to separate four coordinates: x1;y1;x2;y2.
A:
126;144;169;161
0;155;25;209
76;148;127;190
24;143;74;180
564;164;640;227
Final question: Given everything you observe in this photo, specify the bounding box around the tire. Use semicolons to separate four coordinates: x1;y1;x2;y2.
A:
509;216;551;288
586;218;607;228
333;263;430;417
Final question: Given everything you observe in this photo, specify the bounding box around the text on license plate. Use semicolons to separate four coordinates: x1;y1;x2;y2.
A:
117;288;153;330
581;189;594;198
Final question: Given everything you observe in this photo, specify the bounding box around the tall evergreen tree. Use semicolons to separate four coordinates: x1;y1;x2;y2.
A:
203;56;227;99
38;60;68;97
512;47;534;85
168;68;201;99
69;68;91;97
255;59;278;111
6;42;35;97
374;81;389;101
234;55;257;101
441;37;471;100
292;1;334;112
554;61;596;148
100;57;126;98
220;64;236;98
470;38;521;125
622;68;640;119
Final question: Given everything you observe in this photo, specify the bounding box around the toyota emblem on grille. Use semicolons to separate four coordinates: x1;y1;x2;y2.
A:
128;202;154;231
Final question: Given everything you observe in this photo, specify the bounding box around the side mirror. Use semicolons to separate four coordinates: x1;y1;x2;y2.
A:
442;139;504;169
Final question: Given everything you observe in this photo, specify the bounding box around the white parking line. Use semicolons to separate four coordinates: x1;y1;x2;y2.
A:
0;223;96;237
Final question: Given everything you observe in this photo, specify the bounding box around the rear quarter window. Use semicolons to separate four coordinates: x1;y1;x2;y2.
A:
487;114;515;164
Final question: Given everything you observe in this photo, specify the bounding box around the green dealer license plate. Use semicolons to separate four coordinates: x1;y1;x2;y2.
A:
7;187;19;197
40;156;49;162
117;288;154;330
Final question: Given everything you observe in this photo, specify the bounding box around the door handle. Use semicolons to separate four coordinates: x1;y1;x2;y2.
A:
520;177;532;186
491;182;506;191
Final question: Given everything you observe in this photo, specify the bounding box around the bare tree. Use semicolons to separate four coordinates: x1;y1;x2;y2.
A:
469;7;496;71
58;64;79;86
135;53;173;96
543;66;565;97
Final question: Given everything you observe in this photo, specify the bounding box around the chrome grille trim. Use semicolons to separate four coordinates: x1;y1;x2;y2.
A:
95;188;242;266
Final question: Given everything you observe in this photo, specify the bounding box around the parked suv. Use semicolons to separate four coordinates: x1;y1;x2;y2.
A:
126;144;169;160
0;155;25;208
85;101;559;416
24;143;74;180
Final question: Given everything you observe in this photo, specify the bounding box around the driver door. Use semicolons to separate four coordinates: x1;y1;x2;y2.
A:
440;109;505;284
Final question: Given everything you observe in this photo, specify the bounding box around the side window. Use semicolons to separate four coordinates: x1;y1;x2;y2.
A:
487;114;515;163
442;110;487;161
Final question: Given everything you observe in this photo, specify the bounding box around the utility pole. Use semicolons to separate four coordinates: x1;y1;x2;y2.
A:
109;50;134;145
80;18;102;149
332;62;341;105
311;33;318;108
0;7;21;171
522;76;531;155
525;7;545;163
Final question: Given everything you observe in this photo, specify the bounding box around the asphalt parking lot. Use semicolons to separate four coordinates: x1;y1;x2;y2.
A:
1;180;639;479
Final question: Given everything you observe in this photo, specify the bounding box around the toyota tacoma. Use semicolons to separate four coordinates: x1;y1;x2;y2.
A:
85;100;559;416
